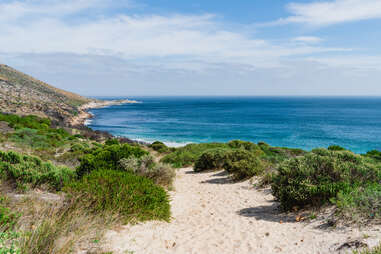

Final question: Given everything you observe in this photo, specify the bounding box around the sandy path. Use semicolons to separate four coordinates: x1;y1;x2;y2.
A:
104;168;381;254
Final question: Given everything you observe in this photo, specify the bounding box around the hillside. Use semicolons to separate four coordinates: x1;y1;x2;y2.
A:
0;64;91;125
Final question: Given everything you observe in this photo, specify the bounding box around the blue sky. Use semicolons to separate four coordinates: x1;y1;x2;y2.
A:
1;0;381;96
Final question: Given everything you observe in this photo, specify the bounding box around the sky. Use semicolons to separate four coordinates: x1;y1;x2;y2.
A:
0;0;381;96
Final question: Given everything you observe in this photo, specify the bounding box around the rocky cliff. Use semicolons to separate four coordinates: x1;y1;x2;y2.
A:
0;64;91;125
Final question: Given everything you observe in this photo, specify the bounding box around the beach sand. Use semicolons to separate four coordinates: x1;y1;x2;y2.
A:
103;167;381;254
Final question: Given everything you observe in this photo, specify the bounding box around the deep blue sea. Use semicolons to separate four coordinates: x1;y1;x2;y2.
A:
87;97;381;153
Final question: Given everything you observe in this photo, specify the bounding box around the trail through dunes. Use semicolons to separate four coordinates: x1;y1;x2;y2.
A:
103;168;381;254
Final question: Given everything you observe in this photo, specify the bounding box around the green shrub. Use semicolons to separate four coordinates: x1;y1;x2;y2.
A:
70;143;84;152
0;196;20;254
334;183;381;222
223;149;267;180
76;144;148;177
0;150;75;191
364;150;381;161
0;113;76;151
105;139;120;146
0;231;20;254
119;157;140;172
0;113;50;131
149;141;169;153
272;149;381;210
328;145;346;151
161;143;229;168
119;155;175;187
228;140;260;151
0;197;19;232
258;142;305;165
194;148;229;172
65;169;170;223
257;170;277;187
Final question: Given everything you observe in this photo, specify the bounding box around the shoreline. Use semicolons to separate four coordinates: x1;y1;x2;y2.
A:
70;99;139;127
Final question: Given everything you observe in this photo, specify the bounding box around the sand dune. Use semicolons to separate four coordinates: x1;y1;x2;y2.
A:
103;168;381;254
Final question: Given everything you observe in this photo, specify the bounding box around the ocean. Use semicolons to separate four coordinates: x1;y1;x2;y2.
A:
87;96;381;153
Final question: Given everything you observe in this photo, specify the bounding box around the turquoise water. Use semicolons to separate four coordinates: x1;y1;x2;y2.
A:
88;97;381;153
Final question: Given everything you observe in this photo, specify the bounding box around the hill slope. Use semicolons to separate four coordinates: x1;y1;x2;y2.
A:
0;64;91;124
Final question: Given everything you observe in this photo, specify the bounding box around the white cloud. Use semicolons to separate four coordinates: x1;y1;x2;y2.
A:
307;55;381;71
0;0;349;71
292;36;323;44
1;0;381;95
281;0;381;26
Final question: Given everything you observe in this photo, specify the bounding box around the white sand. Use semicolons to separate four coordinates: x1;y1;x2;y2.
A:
103;168;381;254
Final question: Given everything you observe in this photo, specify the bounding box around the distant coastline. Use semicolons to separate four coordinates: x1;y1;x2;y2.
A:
70;99;139;127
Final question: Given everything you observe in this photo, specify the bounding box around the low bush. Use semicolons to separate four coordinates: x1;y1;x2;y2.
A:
364;150;381;162
257;170;278;188
149;141;169;153
0;196;19;254
0;150;75;191
105;138;120;146
119;155;175;187
228;140;261;152
328;145;346;151
223;149;267;180
271;149;381;210
194;148;230;172
0;197;19;232
70;143;85;152
334;183;381;222
0;113;70;149
258;142;305;165
76;143;148;177
161;143;228;168
0;113;51;131
65;169;170;223
11;128;67;149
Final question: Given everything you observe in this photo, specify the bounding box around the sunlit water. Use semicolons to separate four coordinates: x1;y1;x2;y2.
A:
87;96;381;153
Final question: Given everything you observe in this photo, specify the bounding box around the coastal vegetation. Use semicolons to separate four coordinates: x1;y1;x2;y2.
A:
0;150;75;191
1;65;381;253
0;113;174;253
164;140;304;180
149;141;172;153
2;111;381;252
65;169;170;223
271;149;381;212
161;142;229;167
0;112;106;167
162;139;381;225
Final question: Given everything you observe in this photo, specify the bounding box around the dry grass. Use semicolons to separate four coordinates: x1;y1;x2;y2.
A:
7;192;117;254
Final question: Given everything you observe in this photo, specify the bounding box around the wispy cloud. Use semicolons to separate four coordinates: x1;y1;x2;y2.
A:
0;0;348;71
0;0;380;95
278;0;381;26
292;36;323;44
